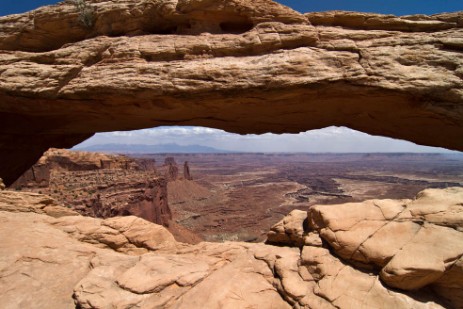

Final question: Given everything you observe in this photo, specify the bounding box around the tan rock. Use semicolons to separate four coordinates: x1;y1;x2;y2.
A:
0;178;5;190
303;232;323;247
433;256;463;308
308;187;463;307
0;211;106;308
1;1;463;185
267;209;307;246
402;187;463;230
301;247;444;309
0;190;79;217
380;223;463;290
173;252;291;309
50;215;178;254
0;186;461;308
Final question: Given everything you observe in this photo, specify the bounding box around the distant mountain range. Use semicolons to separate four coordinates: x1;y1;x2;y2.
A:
74;143;232;154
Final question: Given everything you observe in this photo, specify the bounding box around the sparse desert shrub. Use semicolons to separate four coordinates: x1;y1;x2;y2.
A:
71;0;95;28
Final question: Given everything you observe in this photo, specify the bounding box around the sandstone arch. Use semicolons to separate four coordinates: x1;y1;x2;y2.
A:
0;0;462;185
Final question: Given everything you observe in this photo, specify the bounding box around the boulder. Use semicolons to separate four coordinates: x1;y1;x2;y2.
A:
308;187;463;307
267;209;308;246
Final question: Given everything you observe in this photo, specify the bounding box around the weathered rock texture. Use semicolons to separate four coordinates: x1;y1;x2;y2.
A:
0;0;462;184
272;187;463;308
0;187;461;308
10;148;173;226
11;148;145;188
87;178;172;227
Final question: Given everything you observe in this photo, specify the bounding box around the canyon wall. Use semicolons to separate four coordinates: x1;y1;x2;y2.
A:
0;0;462;184
11;148;172;226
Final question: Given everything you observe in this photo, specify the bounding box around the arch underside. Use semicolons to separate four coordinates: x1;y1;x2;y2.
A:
0;0;462;185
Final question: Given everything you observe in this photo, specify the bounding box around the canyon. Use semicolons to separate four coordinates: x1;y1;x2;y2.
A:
12;149;463;245
10;148;204;243
156;152;463;242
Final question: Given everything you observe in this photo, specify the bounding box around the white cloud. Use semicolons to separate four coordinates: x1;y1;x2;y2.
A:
75;126;457;153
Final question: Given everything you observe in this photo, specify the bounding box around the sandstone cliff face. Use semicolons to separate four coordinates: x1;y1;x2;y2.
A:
11;148;142;188
0;0;462;185
0;188;461;308
42;148;140;171
86;178;172;227
10;148;173;226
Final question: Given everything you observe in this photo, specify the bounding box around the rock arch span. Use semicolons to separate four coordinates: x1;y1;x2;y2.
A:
0;0;462;185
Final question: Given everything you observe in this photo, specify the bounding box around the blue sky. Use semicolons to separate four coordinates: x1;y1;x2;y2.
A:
2;1;461;153
279;1;463;15
74;126;457;153
1;0;463;16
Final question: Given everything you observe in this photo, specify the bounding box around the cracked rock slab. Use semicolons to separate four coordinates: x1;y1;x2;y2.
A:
1;189;462;308
308;187;463;308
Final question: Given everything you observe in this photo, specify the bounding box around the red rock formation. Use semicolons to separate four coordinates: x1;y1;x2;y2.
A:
164;157;176;165
135;158;157;172
10;148;146;189
183;161;193;180
86;178;172;227
11;164;51;189
11;149;172;226
164;157;179;181
0;0;462;185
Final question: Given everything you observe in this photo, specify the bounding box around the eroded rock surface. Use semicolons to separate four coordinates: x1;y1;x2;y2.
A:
1;0;463;185
266;209;308;246
306;187;463;308
1;188;461;308
9;148;174;227
0;190;80;217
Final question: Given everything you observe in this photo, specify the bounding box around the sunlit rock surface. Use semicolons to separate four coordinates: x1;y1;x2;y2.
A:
0;188;461;308
0;0;463;185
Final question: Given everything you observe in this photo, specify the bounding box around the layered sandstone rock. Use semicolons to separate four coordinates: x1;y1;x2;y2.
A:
0;0;462;185
9;148;173;227
11;148;143;189
85;178;173;227
0;188;461;308
42;148;142;171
